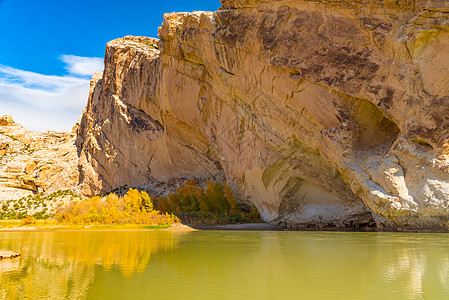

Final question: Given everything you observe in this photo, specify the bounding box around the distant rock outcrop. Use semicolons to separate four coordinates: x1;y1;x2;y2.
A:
0;116;14;126
0;116;79;202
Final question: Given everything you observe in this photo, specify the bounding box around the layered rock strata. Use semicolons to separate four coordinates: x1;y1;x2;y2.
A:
76;0;449;230
0;116;79;202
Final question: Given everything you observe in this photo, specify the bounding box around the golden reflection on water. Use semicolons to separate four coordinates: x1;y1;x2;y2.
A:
0;231;179;300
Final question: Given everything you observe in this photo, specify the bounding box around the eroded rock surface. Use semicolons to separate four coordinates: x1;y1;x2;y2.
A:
76;0;449;230
0;116;79;202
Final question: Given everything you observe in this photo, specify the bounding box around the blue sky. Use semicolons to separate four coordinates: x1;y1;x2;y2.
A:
0;0;221;131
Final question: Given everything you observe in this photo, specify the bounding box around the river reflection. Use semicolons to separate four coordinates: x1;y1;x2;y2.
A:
0;231;179;299
1;231;448;299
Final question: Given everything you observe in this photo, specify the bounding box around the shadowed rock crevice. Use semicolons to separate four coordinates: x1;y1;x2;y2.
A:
348;97;401;154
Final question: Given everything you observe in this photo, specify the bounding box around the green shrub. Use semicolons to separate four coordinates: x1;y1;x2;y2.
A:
156;180;261;225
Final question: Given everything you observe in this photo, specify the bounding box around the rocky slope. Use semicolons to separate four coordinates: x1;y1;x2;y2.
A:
0;116;79;202
76;0;449;230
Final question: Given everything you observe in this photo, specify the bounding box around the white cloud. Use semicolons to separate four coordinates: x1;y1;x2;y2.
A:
0;55;103;131
0;65;87;90
60;55;104;76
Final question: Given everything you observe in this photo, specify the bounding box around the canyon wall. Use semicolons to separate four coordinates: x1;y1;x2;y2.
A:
76;0;449;230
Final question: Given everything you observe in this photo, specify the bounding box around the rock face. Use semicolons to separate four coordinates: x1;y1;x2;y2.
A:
0;116;79;202
76;0;449;230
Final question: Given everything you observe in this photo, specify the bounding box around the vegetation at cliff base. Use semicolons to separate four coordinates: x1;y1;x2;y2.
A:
0;190;79;220
57;189;179;226
0;181;261;228
156;179;261;225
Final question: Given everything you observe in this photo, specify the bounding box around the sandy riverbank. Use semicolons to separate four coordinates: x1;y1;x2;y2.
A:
0;223;281;232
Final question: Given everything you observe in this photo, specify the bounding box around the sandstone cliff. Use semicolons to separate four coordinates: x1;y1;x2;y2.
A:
76;0;449;230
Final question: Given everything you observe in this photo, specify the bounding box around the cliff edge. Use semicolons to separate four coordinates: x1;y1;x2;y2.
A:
76;0;449;230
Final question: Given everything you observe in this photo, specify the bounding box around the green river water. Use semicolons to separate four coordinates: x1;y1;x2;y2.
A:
0;230;448;299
